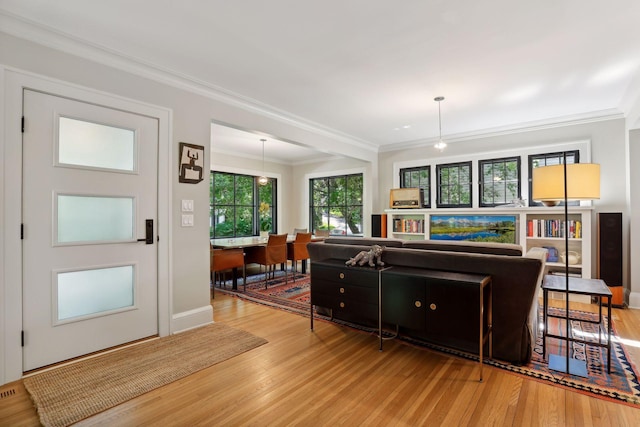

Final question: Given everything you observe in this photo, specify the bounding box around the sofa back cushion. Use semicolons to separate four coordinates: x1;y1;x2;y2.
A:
323;237;404;247
402;240;522;256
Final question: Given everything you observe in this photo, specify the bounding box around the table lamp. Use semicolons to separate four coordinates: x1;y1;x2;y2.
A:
532;157;600;376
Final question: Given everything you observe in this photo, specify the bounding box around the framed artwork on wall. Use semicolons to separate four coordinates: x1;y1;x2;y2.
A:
178;142;204;183
429;214;517;243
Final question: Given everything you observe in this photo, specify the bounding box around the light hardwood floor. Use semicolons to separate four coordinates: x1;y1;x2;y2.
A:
2;293;640;426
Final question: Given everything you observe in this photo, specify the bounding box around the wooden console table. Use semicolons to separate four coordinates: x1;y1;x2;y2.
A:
380;267;492;382
542;275;612;374
310;260;493;382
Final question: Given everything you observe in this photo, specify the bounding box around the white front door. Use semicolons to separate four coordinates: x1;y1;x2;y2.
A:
22;89;159;371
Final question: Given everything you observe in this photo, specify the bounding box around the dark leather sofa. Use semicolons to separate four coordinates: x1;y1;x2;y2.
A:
308;237;544;365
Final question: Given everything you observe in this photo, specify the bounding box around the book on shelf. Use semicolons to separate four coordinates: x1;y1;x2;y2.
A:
526;219;581;239
393;218;424;233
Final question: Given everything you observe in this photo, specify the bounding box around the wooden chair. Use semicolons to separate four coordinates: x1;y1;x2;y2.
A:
287;232;312;281
210;248;245;297
245;234;288;288
314;229;330;237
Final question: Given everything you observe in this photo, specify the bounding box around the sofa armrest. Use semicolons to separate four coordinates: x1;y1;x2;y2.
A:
524;247;548;346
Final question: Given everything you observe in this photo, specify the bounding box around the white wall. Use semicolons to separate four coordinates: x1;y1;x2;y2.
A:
379;118;630;292
629;129;640;307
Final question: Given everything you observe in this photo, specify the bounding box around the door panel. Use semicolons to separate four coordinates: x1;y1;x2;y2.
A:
22;90;159;371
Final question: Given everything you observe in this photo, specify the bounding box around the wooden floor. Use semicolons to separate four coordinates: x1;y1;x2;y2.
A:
2;294;640;426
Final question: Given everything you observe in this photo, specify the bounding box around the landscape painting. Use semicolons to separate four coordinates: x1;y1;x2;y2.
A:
429;215;517;243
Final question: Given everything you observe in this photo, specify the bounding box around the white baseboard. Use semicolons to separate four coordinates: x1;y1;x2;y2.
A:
171;305;213;333
628;291;640;309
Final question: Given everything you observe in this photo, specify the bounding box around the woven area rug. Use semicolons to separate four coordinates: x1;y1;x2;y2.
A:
218;273;640;407
216;271;311;315
23;323;267;427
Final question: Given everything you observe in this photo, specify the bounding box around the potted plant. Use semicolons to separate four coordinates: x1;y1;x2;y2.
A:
259;202;271;238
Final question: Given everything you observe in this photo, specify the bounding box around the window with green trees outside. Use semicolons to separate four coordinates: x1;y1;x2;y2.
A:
479;156;521;207
436;162;472;208
310;173;363;236
210;171;277;238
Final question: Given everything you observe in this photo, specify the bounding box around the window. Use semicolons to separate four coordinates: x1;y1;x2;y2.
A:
400;166;430;207
528;150;579;206
210;171;277;238
436;162;472;208
310;173;363;236
479;157;521;207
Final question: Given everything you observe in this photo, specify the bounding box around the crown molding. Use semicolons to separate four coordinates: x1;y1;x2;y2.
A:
0;10;376;154
378;109;624;153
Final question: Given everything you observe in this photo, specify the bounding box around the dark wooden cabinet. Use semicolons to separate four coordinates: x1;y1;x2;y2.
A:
310;261;493;381
381;272;426;331
381;267;492;355
310;259;380;326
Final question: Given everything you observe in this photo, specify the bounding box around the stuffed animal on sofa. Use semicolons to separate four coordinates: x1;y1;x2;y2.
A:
345;245;385;267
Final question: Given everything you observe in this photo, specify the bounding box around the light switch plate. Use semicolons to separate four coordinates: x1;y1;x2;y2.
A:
181;199;194;212
181;214;194;227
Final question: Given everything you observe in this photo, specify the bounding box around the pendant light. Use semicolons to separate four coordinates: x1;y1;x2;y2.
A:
258;138;269;186
434;96;447;151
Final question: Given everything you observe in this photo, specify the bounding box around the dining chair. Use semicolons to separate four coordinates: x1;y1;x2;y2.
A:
293;228;307;235
287;232;312;281
244;234;288;288
210;247;245;297
314;229;330;237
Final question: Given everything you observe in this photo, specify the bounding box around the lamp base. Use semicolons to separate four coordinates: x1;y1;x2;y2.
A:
548;354;588;377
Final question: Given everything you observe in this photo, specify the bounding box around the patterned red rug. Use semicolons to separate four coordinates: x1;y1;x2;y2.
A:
216;273;640;407
216;271;311;315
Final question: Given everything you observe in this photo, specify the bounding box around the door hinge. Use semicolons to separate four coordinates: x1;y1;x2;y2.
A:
21;116;25;133
21;331;24;347
21;224;24;240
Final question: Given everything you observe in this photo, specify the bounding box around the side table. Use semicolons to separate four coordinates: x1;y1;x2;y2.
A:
542;275;612;374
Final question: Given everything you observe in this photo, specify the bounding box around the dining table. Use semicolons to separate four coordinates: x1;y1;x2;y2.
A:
210;235;325;288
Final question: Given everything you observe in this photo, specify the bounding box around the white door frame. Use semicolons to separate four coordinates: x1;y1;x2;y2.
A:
1;67;172;384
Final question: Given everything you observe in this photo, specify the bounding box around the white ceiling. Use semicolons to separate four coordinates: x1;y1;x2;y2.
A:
2;1;640;160
210;123;335;164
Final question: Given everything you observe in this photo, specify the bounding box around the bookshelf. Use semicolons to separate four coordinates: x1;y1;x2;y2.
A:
385;207;594;281
390;214;426;240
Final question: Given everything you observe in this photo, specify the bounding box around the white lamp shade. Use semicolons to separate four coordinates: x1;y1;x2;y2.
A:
532;163;600;203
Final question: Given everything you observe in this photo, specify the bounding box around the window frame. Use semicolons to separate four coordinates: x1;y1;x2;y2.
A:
309;173;363;237
399;165;431;208
478;156;521;207
210;171;277;238
436;161;472;208
528;150;580;207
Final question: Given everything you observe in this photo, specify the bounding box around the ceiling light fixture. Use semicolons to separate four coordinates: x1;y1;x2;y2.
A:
434;96;447;151
258;138;269;186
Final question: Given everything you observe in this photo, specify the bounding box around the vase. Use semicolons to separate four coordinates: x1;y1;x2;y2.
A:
260;231;269;239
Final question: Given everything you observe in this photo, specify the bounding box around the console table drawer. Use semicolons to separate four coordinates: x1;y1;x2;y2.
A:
313;293;378;322
312;264;378;287
312;280;378;305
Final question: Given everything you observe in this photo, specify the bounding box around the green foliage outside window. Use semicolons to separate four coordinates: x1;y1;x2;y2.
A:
437;162;472;207
310;173;363;236
210;172;276;238
400;166;430;207
480;157;520;206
